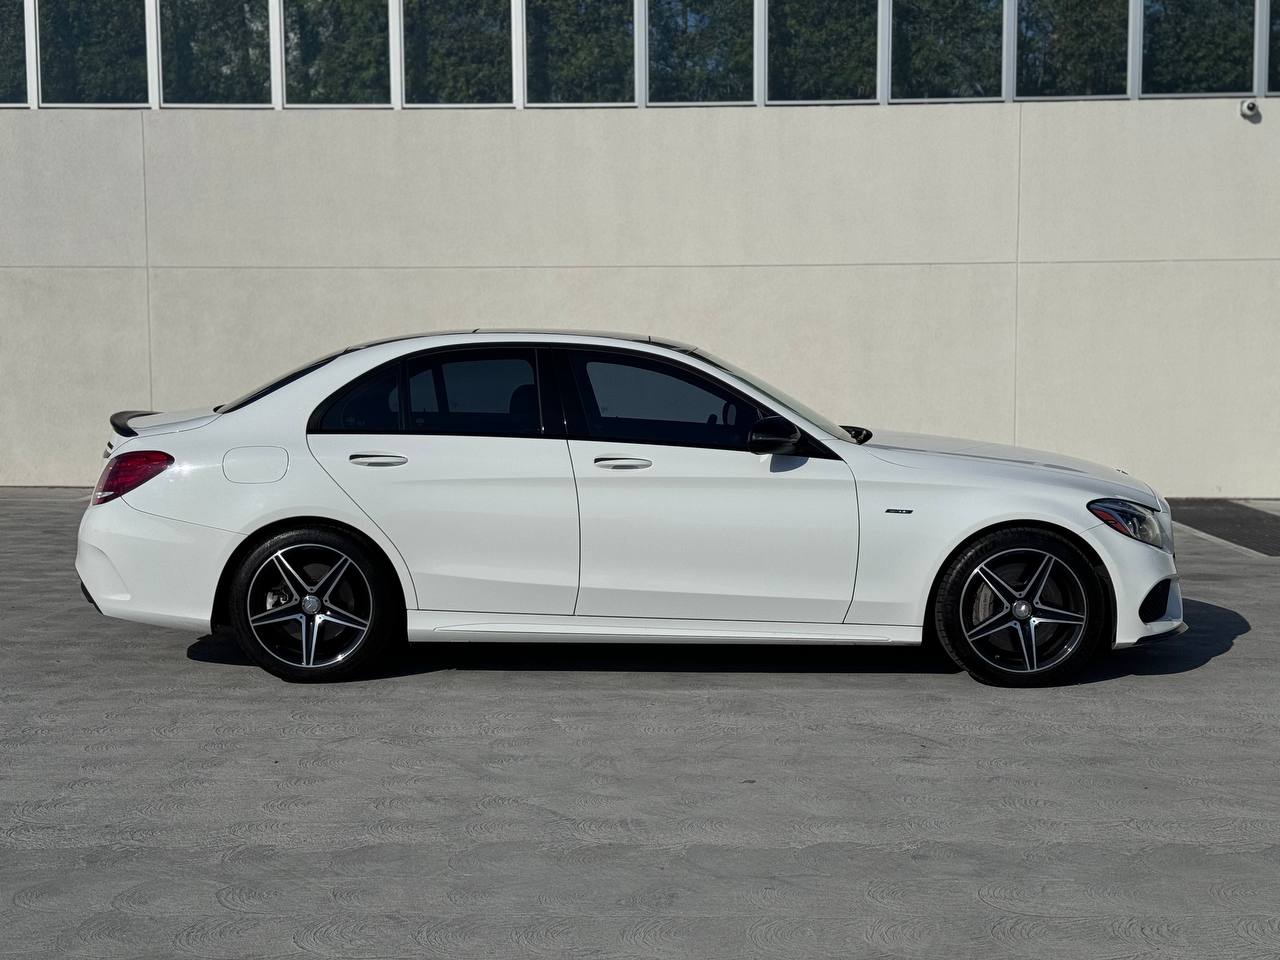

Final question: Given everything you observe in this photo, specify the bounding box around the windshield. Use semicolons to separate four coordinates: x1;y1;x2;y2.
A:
216;350;343;414
691;349;852;441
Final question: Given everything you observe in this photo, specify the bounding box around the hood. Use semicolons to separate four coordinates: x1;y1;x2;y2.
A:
861;429;1159;507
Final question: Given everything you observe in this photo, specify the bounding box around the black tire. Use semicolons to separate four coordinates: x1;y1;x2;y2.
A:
228;526;399;682
933;527;1109;687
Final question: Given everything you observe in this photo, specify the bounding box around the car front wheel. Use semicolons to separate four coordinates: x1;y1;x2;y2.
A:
933;527;1109;687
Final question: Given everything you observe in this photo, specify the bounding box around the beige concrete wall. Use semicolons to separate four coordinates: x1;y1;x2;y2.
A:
1;99;1276;494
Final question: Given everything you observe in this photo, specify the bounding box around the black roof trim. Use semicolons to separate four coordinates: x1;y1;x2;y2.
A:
345;329;696;354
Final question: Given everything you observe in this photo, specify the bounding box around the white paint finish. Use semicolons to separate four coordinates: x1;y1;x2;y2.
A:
0;269;151;486
0;112;147;266
137;107;1017;267
1016;260;1280;498
1019;98;1280;262
222;446;289;484
308;434;580;614
568;439;858;622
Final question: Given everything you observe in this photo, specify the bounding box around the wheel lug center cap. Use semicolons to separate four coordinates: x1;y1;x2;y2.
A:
1012;600;1033;620
301;595;321;615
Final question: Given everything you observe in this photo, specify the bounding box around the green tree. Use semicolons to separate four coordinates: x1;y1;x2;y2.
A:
285;0;389;104
526;0;633;103
891;0;1002;99
403;0;511;103
1018;0;1127;97
1143;0;1254;94
649;0;752;102
161;0;271;104
38;0;148;104
768;0;877;101
1;0;25;103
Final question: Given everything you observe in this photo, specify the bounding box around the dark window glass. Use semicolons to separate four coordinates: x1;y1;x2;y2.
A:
891;0;1003;99
37;0;148;104
1;0;24;103
649;0;752;102
1142;0;1253;95
526;0;633;103
160;0;271;104
568;350;763;450
284;0;389;104
317;363;401;432
1018;0;1127;97
1272;6;1279;92
406;350;540;436
403;0;511;103
768;0;877;102
220;351;342;414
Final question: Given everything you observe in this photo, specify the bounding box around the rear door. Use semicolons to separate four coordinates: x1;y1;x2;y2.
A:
308;346;579;615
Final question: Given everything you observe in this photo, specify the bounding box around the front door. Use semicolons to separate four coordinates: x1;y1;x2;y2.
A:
557;348;859;623
308;347;579;615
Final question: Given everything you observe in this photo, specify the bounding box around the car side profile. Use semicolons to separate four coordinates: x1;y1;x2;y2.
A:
77;331;1185;686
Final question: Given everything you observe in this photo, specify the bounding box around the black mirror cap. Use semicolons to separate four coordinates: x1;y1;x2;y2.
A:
748;416;802;455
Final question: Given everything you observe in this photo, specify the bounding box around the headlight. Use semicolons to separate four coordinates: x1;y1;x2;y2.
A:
1088;499;1168;550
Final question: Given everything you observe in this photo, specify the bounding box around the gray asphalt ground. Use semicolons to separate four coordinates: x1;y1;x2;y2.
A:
2;489;1278;959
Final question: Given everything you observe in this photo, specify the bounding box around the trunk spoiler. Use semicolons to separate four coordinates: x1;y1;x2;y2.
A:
110;410;157;438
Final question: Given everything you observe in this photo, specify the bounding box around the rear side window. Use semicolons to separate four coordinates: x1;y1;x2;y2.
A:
315;362;401;433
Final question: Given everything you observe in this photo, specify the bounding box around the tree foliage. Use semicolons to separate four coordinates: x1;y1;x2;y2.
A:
403;0;511;103
526;0;633;103
768;0;876;101
1143;0;1254;94
38;0;148;103
1;0;24;103
892;0;1002;99
284;0;389;104
161;0;271;104
649;0;752;102
1018;0;1126;97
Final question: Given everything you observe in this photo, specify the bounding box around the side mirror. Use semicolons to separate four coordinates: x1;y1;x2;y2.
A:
748;416;802;456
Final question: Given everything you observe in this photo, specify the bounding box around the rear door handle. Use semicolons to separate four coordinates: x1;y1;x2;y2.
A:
593;457;652;470
349;453;408;467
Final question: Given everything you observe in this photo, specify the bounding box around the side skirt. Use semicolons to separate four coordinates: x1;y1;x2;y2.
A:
405;611;922;645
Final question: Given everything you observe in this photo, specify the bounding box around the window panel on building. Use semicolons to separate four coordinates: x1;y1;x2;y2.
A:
1142;0;1253;95
1;0;24;103
1017;0;1127;97
768;0;877;102
284;0;390;105
649;0;752;103
526;0;634;104
403;0;512;104
160;0;271;104
37;0;148;104
1270;5;1279;93
891;0;1003;100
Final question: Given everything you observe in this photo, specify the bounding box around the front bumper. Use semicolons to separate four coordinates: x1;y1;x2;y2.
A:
1081;521;1185;649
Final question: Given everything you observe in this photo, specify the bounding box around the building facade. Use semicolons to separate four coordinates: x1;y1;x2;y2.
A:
2;1;1278;494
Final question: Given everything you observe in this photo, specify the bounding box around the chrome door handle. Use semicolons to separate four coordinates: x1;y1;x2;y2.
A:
593;457;652;470
349;453;408;467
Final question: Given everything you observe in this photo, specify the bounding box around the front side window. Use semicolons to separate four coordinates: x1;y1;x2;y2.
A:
38;0;148;104
406;349;540;437
567;350;763;450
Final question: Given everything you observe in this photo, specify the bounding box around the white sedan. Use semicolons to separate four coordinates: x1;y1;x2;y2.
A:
77;331;1184;686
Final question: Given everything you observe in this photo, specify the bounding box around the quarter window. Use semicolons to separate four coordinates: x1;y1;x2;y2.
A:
567;350;763;450
315;362;402;433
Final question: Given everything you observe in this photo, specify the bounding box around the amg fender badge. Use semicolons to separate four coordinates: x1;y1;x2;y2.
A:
885;508;914;514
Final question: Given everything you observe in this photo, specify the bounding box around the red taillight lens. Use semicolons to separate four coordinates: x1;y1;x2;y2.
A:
92;451;174;505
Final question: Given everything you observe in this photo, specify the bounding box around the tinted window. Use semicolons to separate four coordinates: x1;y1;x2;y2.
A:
891;0;1003;100
568;350;763;450
1143;0;1253;95
526;0;633;104
1018;0;1127;97
403;0;512;104
38;0;148;104
649;0;752;103
317;362;401;432
406;350;540;436
161;0;272;104
768;0;877;102
284;0;390;105
220;350;342;414
1;0;24;103
1273;6;1279;93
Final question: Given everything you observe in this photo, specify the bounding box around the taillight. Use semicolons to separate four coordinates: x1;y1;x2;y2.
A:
92;451;174;505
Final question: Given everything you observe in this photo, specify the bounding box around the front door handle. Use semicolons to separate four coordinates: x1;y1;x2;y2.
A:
349;453;408;467
593;457;652;470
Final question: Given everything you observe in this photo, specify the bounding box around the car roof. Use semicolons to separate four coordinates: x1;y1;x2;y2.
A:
345;328;698;354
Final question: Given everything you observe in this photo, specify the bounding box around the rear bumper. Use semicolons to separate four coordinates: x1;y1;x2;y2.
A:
76;498;243;633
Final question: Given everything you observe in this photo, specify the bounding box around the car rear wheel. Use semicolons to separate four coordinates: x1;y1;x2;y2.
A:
228;527;397;682
933;527;1109;687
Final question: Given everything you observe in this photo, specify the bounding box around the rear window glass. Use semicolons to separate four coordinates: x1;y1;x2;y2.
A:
218;350;341;414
